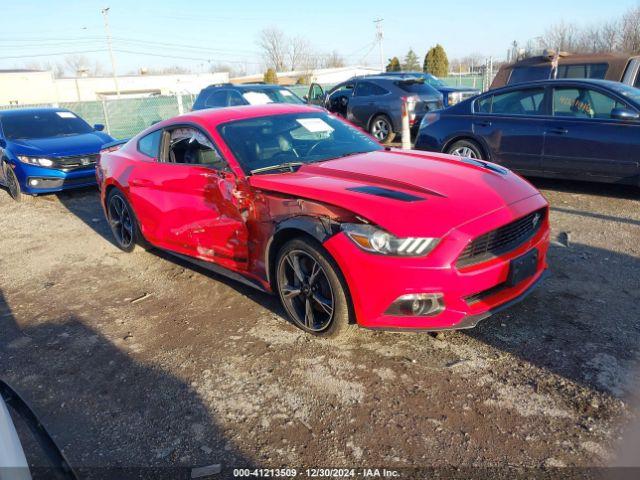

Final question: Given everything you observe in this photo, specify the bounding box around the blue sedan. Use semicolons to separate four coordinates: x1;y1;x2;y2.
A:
0;108;114;201
415;79;640;186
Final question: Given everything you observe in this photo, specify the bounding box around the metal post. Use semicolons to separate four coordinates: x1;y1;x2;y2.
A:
176;93;184;115
374;18;384;72
101;7;120;97
401;97;411;150
101;98;111;135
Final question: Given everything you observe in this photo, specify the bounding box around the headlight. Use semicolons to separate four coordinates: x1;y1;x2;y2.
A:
17;156;54;167
447;92;463;106
341;223;439;257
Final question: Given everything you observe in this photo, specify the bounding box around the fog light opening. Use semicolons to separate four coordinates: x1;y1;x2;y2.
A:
29;179;39;186
385;293;445;317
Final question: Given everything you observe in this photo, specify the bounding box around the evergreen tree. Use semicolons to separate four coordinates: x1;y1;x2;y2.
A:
423;44;450;77
402;48;421;71
386;57;401;72
263;68;279;84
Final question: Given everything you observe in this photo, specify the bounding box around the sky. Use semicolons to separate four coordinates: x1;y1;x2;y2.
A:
0;0;638;75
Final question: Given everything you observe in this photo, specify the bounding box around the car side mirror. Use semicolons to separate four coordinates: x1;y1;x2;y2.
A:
611;108;640;122
94;124;105;131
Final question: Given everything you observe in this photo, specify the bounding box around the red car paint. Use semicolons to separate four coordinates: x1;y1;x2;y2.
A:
98;104;550;331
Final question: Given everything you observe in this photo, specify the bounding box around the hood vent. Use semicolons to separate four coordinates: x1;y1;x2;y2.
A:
347;186;425;202
457;157;508;175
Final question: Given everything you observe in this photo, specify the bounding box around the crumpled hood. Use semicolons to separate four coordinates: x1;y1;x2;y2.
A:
249;150;542;238
8;132;114;157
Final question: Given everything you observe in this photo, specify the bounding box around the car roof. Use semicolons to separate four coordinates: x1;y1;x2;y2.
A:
149;104;322;132
203;83;290;91
0;107;72;117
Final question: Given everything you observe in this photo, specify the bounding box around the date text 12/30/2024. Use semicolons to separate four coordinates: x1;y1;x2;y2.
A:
233;468;401;478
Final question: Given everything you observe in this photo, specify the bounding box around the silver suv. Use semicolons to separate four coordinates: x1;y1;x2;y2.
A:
306;76;443;144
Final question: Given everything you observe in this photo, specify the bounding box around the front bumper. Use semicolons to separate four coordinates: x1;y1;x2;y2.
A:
14;163;97;194
323;194;550;331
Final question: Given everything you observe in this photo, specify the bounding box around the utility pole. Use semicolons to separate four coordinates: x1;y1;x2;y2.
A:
101;7;120;97
374;18;384;72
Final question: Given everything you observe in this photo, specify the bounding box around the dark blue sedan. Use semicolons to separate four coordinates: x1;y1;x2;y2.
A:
414;79;640;185
0;108;114;201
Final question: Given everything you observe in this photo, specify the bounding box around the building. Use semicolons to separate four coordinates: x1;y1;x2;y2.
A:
0;70;230;105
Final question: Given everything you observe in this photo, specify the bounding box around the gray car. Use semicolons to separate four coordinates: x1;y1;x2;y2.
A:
306;76;443;143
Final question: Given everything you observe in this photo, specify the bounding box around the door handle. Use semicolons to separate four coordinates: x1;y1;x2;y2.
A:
547;127;568;135
474;120;492;127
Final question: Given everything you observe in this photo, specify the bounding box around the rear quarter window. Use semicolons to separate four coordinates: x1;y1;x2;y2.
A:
137;129;162;158
508;66;552;85
557;63;608;79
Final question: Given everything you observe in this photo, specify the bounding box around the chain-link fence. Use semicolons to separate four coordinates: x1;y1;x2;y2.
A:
0;70;499;141
0;93;198;140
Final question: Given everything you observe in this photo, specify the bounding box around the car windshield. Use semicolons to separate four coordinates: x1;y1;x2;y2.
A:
1;110;93;140
423;74;446;87
241;88;304;105
218;112;383;174
608;83;640;105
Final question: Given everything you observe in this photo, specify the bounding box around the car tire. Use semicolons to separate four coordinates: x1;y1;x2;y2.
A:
276;237;356;339
446;139;484;160
106;188;144;252
3;165;33;202
370;114;396;144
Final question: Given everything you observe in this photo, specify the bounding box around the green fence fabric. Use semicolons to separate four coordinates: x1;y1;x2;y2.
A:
0;76;484;140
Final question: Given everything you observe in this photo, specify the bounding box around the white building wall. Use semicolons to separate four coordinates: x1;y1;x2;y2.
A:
0;71;230;105
0;71;57;105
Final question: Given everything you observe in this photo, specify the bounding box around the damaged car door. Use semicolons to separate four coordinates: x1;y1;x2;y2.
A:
130;126;249;270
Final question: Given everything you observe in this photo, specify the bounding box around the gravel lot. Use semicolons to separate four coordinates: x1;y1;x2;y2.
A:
0;177;639;479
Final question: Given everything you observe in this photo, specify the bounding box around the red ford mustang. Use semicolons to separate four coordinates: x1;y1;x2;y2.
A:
97;104;550;338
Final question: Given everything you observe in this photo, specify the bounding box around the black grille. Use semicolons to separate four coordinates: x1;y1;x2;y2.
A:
457;208;546;268
62;175;96;186
54;154;99;171
465;282;508;305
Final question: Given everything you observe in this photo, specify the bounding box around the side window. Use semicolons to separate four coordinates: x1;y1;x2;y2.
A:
557;63;608;80
309;84;324;101
137;129;162;159
489;88;545;116
227;90;246;106
331;82;354;95
475;95;492;113
204;90;229;108
354;81;388;97
552;87;625;119
508;66;552;85
164;127;228;170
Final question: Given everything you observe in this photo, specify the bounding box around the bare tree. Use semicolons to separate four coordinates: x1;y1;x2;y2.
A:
257;27;288;71
60;55;105;77
621;6;640;53
289;36;310;71
322;50;346;69
542;21;579;52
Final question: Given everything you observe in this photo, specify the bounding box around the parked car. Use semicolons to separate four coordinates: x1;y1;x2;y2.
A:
414;79;640;186
491;52;640;89
192;83;305;110
306;76;443;143
381;71;480;106
97;104;549;338
0;108;114;201
1;379;77;479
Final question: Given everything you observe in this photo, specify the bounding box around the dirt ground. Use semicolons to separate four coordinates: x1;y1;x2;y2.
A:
1;178;639;479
